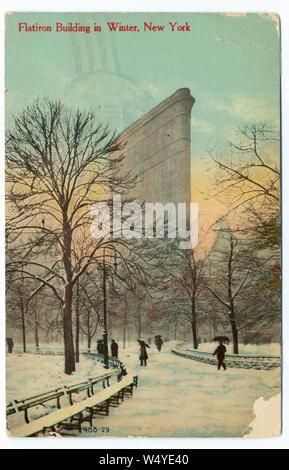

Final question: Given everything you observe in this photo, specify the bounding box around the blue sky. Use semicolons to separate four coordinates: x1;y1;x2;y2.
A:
5;12;280;159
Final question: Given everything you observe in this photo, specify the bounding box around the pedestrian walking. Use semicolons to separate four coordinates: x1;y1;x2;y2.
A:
154;335;163;352
138;339;150;367
111;339;119;358
6;337;14;354
213;336;229;371
97;339;104;355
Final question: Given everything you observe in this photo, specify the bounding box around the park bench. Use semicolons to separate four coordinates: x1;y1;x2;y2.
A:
7;370;117;425
8;374;138;437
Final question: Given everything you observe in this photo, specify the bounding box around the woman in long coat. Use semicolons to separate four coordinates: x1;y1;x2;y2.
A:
138;340;150;366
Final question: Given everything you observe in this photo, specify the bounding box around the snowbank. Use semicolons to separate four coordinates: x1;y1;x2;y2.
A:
6;353;107;403
6;353;108;402
194;342;280;357
6;352;110;430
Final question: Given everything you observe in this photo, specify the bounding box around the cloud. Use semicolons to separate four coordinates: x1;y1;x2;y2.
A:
210;94;279;124
191;117;216;134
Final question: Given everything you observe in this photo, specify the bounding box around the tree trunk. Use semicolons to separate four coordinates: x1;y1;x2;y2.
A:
75;280;80;363
123;321;126;349
62;212;75;374
75;312;80;362
137;314;142;339
21;300;26;353
123;306;128;349
213;318;217;338
174;317;178;340
63;283;75;375
87;314;91;352
34;320;39;348
230;316;239;354
191;299;198;349
191;320;198;349
227;236;239;354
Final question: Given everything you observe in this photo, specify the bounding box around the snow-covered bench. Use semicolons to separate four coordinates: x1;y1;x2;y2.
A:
7;370;117;425
9;374;138;437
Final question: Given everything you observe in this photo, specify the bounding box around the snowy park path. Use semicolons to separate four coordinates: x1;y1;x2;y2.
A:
80;343;280;438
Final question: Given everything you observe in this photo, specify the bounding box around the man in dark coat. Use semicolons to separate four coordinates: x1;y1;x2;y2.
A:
138;339;150;366
213;340;227;370
97;339;104;355
154;335;163;352
111;339;119;358
6;337;14;353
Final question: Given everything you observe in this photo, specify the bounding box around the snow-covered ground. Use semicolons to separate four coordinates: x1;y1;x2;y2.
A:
6;341;281;437
6;353;106;402
79;341;280;438
6;352;107;430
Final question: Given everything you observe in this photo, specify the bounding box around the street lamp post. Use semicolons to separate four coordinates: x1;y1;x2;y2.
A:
99;246;119;369
102;249;109;369
21;265;26;353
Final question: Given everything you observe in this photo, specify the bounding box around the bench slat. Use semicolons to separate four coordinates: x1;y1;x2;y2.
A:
9;375;135;437
7;370;118;415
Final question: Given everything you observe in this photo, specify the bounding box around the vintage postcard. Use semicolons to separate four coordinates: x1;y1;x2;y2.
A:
5;12;281;438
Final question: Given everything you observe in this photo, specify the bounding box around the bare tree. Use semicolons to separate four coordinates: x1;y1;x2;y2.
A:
204;223;278;353
24;294;45;348
6;277;28;352
210;123;280;248
211;123;279;211
122;287;148;339
206;233;244;354
163;242;207;349
77;273;101;352
206;123;281;350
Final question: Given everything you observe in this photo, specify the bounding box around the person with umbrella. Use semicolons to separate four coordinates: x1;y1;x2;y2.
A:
154;335;163;352
138;339;150;367
213;336;229;371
